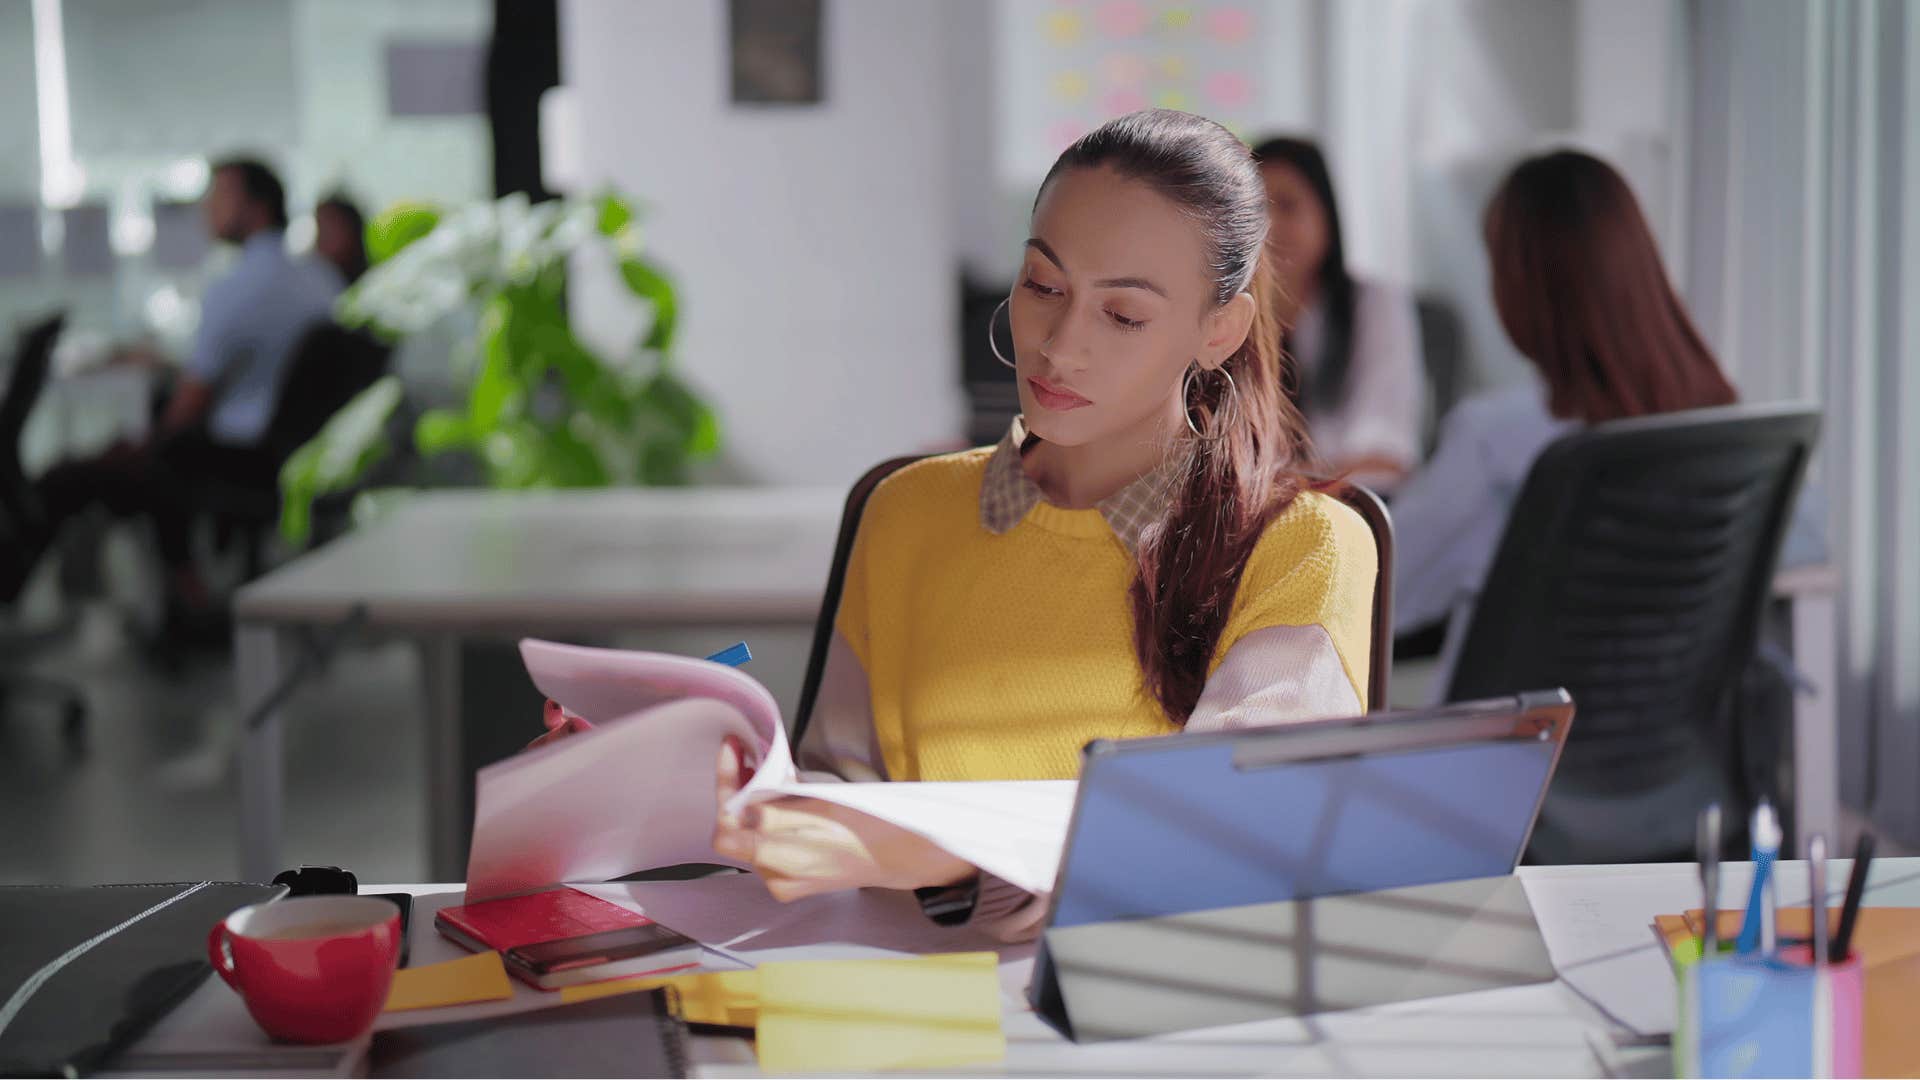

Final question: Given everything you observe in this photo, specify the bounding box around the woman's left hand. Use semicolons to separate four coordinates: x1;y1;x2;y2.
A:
710;737;976;902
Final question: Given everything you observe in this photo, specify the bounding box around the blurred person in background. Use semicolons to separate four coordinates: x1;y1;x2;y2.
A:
34;156;341;633
1251;136;1425;491
313;193;369;287
1391;149;1752;639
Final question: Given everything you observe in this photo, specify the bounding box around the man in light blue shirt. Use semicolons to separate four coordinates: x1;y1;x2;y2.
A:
163;159;342;447
38;157;341;627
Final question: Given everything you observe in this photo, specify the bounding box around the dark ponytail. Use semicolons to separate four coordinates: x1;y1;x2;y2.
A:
1040;110;1313;724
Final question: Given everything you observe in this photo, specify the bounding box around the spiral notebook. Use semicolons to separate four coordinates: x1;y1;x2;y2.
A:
368;988;687;1079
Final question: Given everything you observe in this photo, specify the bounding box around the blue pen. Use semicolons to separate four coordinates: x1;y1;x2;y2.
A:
704;642;752;667
1736;800;1782;955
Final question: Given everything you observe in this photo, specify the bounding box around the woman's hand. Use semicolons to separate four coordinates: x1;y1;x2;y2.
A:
523;699;593;752
710;736;975;902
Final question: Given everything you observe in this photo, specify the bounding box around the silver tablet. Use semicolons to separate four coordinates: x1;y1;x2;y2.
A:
1046;690;1574;929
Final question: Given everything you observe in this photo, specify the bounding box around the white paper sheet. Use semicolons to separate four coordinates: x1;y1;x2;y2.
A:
740;781;1076;896
1517;865;1706;1037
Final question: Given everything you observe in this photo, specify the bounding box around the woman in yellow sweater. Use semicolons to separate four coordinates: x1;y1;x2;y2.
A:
543;110;1376;940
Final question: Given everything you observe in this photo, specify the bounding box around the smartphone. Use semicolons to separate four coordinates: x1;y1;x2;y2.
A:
367;892;414;968
503;923;705;990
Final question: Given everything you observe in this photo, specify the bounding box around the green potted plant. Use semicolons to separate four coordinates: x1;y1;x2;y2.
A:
277;190;717;543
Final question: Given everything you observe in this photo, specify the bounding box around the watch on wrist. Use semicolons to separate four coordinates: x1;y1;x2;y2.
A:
914;875;981;926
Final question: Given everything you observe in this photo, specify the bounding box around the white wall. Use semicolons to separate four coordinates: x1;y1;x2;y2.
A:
558;0;964;488
288;0;493;212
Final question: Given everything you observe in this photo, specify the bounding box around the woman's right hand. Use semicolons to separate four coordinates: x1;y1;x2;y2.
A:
523;699;593;752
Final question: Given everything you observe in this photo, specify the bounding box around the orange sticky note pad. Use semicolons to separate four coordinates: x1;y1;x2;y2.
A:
383;951;515;1012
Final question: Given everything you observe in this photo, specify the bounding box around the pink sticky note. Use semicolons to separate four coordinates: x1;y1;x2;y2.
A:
1207;6;1253;43
1103;89;1149;117
1205;71;1252;109
1097;0;1149;38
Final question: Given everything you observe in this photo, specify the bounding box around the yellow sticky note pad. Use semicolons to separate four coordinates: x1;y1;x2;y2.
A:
754;952;1005;1073
383;951;514;1012
561;969;760;1028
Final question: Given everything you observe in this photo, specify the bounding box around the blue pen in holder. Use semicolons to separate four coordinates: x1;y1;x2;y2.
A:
1676;944;1864;1079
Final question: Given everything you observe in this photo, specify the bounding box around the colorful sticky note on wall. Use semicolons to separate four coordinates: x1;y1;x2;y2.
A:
754;952;1006;1073
1051;70;1091;102
1097;0;1150;39
1206;6;1254;43
1205;71;1252;109
1044;9;1084;45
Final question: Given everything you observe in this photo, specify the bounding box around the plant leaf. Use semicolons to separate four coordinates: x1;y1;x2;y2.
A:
480;420;548;488
618;257;679;356
365;202;442;264
468;295;526;429
276;376;404;544
596;191;634;237
414;408;473;455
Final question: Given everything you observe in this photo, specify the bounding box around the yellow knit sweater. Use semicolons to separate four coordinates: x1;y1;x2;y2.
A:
835;448;1376;782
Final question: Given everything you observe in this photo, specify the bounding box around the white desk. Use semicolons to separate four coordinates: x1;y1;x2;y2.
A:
231;487;845;882
127;859;1920;1078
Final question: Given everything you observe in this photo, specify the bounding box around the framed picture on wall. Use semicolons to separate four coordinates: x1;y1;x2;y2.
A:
729;0;824;105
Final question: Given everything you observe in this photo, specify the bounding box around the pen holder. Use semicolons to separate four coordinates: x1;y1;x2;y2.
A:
1675;944;1864;1079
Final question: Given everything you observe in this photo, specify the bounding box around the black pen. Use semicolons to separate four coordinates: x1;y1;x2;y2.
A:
1831;831;1876;964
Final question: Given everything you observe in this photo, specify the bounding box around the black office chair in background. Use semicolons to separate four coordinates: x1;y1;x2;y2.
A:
790;456;1396;747
0;312;88;746
1443;404;1820;864
189;321;394;579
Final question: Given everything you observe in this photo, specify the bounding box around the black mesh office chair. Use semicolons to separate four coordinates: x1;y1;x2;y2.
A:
0;313;88;744
1443;403;1820;864
190;322;393;576
790;457;1394;747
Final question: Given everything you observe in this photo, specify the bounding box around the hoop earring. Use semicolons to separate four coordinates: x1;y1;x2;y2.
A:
988;298;1017;370
1183;363;1238;440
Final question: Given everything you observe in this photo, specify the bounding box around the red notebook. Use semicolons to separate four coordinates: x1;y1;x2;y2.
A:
433;886;650;954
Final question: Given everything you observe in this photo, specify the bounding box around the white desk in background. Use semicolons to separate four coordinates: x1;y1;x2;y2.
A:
1773;563;1841;856
127;859;1920;1078
231;487;845;882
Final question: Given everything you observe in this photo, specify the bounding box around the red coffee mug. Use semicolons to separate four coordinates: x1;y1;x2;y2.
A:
207;894;402;1043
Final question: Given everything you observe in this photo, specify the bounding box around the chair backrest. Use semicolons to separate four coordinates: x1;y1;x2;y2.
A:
1414;295;1466;454
0;313;66;601
1335;483;1393;712
0;312;65;454
792;455;928;743
791;458;1397;744
261;322;393;465
1444;403;1819;839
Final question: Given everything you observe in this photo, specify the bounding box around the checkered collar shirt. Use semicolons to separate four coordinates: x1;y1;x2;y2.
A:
977;416;1176;553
